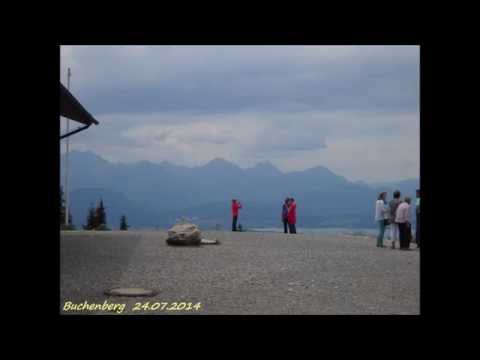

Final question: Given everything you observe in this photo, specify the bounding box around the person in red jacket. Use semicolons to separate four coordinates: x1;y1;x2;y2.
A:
287;198;297;234
231;199;242;231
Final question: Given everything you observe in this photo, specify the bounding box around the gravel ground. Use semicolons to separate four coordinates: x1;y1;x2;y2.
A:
60;230;420;315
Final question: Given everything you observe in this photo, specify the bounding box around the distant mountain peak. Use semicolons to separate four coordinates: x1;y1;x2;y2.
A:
309;165;329;171
254;160;275;168
354;180;372;188
137;160;156;166
355;180;369;185
202;158;239;169
301;165;337;176
160;160;173;166
209;157;230;163
247;160;282;175
64;150;109;165
69;150;100;158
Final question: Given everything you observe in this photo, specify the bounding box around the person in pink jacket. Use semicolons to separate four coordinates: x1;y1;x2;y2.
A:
287;198;297;234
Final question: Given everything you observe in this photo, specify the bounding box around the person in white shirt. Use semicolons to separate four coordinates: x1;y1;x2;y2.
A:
375;192;388;248
395;197;412;250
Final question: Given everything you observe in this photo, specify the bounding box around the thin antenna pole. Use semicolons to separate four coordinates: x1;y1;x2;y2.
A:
64;67;71;226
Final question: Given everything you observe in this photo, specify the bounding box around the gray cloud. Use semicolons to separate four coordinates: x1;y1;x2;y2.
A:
153;130;173;144
61;46;419;115
60;46;419;182
249;121;327;155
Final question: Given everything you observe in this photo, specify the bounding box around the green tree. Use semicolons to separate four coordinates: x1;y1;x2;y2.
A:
95;198;107;228
83;203;96;230
60;186;66;225
66;211;76;230
120;214;129;231
82;199;109;231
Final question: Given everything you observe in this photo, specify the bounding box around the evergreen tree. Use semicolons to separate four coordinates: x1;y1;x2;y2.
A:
67;211;75;229
95;198;107;228
120;214;129;231
82;199;109;231
60;186;66;225
83;203;96;230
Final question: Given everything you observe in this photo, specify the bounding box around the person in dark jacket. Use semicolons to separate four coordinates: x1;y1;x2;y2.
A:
287;198;297;234
231;199;242;231
282;198;290;233
415;189;420;249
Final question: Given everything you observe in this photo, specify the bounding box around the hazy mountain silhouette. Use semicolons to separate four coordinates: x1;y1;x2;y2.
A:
62;151;418;229
245;161;283;177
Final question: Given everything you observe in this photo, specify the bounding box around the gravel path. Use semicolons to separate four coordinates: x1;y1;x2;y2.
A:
60;230;419;315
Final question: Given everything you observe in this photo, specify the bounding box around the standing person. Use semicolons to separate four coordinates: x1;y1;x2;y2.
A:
231;199;242;232
388;190;402;249
383;193;391;230
282;198;290;234
375;192;388;247
287;197;297;234
415;189;420;249
396;197;412;250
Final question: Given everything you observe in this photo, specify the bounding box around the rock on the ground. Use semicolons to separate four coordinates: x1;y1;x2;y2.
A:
200;238;220;245
166;223;202;246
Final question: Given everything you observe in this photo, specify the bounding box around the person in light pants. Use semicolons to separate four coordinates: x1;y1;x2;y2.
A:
375;192;388;247
390;222;400;249
388;190;402;249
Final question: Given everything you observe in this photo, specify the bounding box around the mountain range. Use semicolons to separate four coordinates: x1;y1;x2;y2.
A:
61;151;419;230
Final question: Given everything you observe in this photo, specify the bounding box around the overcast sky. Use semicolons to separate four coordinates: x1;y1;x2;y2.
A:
60;45;419;182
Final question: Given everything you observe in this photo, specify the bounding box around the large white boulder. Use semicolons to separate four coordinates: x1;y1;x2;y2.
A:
166;223;202;246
